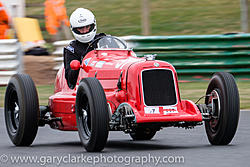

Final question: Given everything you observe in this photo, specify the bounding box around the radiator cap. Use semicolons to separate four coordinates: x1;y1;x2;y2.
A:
144;54;157;61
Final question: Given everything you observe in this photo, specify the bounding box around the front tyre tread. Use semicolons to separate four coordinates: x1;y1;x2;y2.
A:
4;74;39;146
205;72;240;145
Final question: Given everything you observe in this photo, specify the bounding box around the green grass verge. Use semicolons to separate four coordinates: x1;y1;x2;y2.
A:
179;81;250;110
0;84;54;107
0;81;249;109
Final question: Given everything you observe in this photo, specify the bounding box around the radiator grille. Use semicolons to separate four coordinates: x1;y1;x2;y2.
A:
142;69;177;106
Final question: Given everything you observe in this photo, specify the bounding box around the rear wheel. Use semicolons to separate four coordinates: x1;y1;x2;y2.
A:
75;78;109;152
130;127;157;140
4;74;39;146
205;72;240;145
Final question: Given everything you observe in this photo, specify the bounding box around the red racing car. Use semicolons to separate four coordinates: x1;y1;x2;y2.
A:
4;36;240;152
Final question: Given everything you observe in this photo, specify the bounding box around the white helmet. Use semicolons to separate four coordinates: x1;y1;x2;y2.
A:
70;8;97;43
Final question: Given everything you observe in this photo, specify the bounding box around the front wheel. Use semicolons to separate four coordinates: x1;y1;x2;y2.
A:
4;74;39;146
75;77;109;152
205;72;240;145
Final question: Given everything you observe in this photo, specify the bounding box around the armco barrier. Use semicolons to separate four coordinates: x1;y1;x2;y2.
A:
52;34;250;79
0;39;23;85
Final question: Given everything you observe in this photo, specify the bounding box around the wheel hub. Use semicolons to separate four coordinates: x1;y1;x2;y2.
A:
207;89;221;132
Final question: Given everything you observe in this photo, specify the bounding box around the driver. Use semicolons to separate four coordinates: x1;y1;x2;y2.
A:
64;8;105;89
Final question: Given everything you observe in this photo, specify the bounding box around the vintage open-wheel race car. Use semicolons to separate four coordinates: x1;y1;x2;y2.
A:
4;36;240;152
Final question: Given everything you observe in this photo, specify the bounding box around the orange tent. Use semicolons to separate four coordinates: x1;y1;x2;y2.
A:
44;0;70;35
0;1;10;39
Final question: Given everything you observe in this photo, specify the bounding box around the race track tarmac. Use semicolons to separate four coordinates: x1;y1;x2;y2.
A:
0;108;249;167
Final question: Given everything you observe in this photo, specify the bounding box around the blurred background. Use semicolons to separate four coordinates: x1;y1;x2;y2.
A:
1;0;249;51
0;0;250;109
25;0;249;40
1;0;249;41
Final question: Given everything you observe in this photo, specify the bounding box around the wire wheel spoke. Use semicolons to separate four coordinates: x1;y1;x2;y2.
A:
79;94;91;139
7;89;20;133
82;108;91;137
13;102;20;128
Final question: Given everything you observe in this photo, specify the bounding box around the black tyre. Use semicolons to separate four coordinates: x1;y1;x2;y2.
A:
75;77;109;152
4;74;39;146
130;127;157;140
205;72;240;145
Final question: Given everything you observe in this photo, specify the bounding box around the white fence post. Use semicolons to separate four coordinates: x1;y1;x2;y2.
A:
0;39;23;85
241;0;249;32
